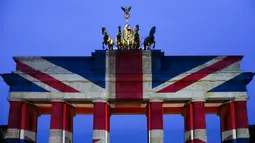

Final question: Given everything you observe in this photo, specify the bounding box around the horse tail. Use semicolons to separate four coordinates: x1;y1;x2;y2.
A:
143;37;149;49
143;39;147;50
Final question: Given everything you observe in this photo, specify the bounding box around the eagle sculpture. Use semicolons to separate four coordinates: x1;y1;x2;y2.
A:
121;6;132;13
121;6;132;22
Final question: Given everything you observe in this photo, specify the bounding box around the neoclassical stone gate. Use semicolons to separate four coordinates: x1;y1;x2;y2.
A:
1;50;254;143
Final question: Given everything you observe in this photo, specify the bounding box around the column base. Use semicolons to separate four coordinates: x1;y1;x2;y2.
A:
93;130;110;143
148;129;163;143
184;129;207;143
49;129;72;143
4;128;36;143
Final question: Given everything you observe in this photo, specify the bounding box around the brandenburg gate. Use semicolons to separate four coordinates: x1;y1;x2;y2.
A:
1;6;254;143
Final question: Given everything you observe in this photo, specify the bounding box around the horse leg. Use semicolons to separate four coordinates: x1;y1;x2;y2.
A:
153;42;156;49
116;45;119;50
102;42;105;50
137;41;140;50
148;43;151;50
110;44;113;50
108;44;110;50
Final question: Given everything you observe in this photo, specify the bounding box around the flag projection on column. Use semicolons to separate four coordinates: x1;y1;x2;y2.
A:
20;103;38;143
49;102;74;143
147;102;163;143
2;50;253;101
183;102;207;143
234;101;250;143
93;102;110;143
4;101;38;143
4;101;22;143
219;102;236;143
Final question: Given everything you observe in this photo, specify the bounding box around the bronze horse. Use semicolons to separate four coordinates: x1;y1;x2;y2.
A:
133;25;140;50
116;26;125;50
102;27;114;50
143;26;156;50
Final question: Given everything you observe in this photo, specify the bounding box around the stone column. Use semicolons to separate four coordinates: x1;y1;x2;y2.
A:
147;101;163;143
218;102;236;143
5;101;38;143
92;101;110;143
234;101;250;142
49;101;75;143
183;102;207;143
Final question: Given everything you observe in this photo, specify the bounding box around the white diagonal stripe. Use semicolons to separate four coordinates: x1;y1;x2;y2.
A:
151;60;242;100
178;61;242;92
153;56;225;92
16;57;105;93
16;70;59;92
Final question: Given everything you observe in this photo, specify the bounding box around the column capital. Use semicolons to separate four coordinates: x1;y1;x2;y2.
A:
22;101;37;106
149;99;163;103
220;100;234;106
8;99;37;107
7;98;22;102
233;98;248;102
191;99;206;102
50;99;72;103
50;99;65;102
50;100;75;108
92;99;108;103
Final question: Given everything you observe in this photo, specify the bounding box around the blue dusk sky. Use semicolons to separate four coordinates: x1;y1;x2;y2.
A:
0;0;255;143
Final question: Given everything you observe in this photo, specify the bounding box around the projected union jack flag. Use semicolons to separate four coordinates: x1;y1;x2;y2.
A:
1;50;254;101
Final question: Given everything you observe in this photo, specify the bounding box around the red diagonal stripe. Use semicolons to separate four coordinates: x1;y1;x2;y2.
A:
93;139;100;143
16;61;80;93
157;56;242;93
